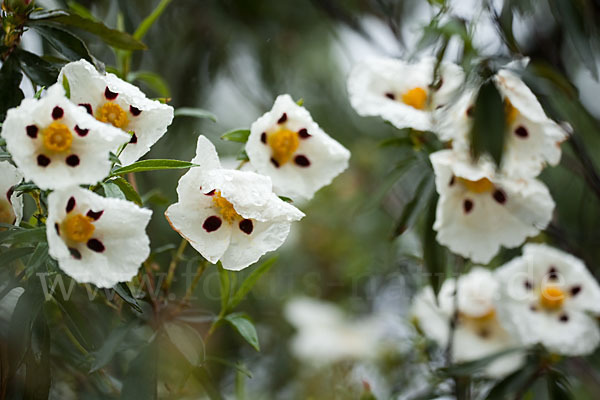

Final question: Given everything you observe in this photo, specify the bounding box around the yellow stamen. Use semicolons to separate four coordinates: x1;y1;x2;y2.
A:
540;286;565;310
42;122;72;152
63;214;95;243
0;200;15;225
401;87;428;110
96;102;129;129
212;191;240;223
458;177;494;193
267;128;299;166
505;99;519;126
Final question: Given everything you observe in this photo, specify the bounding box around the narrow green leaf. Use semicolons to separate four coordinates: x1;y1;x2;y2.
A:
2;228;46;246
228;257;277;311
62;75;71;98
101;181;126;200
217;263;230;313
14;49;59;87
133;0;173;41
0;57;25;120
470;80;506;166
440;348;521;377
193;367;224;400
205;356;253;378
423;193;445;296
0;247;35;266
120;342;157;400
128;71;170;97
393;176;433;237
174;107;217;122
113;283;142;313
110;177;143;206
24;310;51;400
29;10;147;50
236;149;249;161
164;322;204;367
31;25;94;62
220;129;250;143
24;243;49;278
224;313;260;351
486;363;540;399
89;323;132;372
110;159;196;177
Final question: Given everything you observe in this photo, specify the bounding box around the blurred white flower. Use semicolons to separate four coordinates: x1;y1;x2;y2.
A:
284;297;388;365
166;135;304;271
495;244;600;356
46;186;152;288
0;161;23;226
246;94;350;200
431;149;554;264
347;57;464;131
436;68;566;179
412;268;524;378
1;84;129;190
58;59;174;166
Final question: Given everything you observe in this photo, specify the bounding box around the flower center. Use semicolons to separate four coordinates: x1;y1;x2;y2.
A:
63;213;95;243
43;122;73;152
96;102;129;129
504;99;519;126
267;128;299;166
540;286;565;310
212;191;240;223
402;87;428;110
458;177;494;193
0;199;15;225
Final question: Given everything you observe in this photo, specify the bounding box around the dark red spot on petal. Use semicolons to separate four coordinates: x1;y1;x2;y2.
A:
493;189;507;204
37;154;50;167
66;155;80;167
478;328;490;338
294;155;310;167
270;158;280;168
205;189;215;196
129;133;138;144
203;216;222;232
6;187;14;202
52;106;64;120
466;106;474;117
130;105;142;116
571;285;582;296
298;128;311;139
463;199;474;214
86;210;104;220
277;113;287;124
559;314;569;323
239;219;253;235
79;103;93;115
69;247;82;259
26;125;38;138
260;132;267;144
87;239;105;252
548;266;558;280
385;92;395;100
66;197;76;213
524;280;532;290
104;87;118;100
449;175;455;186
530;305;538;312
74;125;89;136
54;223;60;235
515;126;528;138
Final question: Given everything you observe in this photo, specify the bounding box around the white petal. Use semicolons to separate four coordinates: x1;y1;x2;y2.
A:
456;267;498;318
46;187;152;288
1;84;129;190
0;161;24;225
246;94;350;200
411;286;451;347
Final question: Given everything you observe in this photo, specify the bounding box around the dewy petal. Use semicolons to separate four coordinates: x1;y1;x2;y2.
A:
431;150;554;264
1;84;129;190
496;245;600;355
246;94;350;200
167;135;304;271
0;161;24;225
46;186;152;288
58;59;174;166
347;57;464;131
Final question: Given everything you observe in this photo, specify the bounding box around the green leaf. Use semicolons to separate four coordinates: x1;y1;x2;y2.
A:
174;107;217;122
220;129;250;143
0;57;25;120
193;367;224;400
110;159;196;177
1;228;46;246
205;356;253;378
217;263;230;313
486;363;540;400
236;149;249;162
89;323;132;372
423;192;445;296
114;283;142;313
120;342;157;400
128;71;170;97
14;49;59;87
228;257;277;311
24;243;49;278
24;309;51;400
110;177;143;206
441;348;521;377
133;0;174;41
101;181;126;200
0;247;35;266
470;80;506;166
164;322;205;367
29;10;147;50
31;25;94;62
62;75;71;98
393;175;433;237
224;313;260;351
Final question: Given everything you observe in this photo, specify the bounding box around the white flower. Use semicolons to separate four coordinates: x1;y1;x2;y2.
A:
285;297;387;364
58;59;174;166
1;85;129;190
347;57;464;131
46;186;152;288
412;268;524;378
495;244;600;356
165;135;304;271
0;161;24;226
246;94;350;200
431;150;554;264
435;68;566;178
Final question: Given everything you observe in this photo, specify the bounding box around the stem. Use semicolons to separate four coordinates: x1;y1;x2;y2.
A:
181;260;208;304
164;239;188;291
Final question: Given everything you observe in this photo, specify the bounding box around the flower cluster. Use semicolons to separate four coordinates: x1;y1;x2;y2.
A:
348;57;600;372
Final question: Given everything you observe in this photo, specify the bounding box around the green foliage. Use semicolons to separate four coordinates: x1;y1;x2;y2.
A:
224;313;260;352
109;159;197;177
469;80;506;166
220;128;251;143
174;107;217;122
